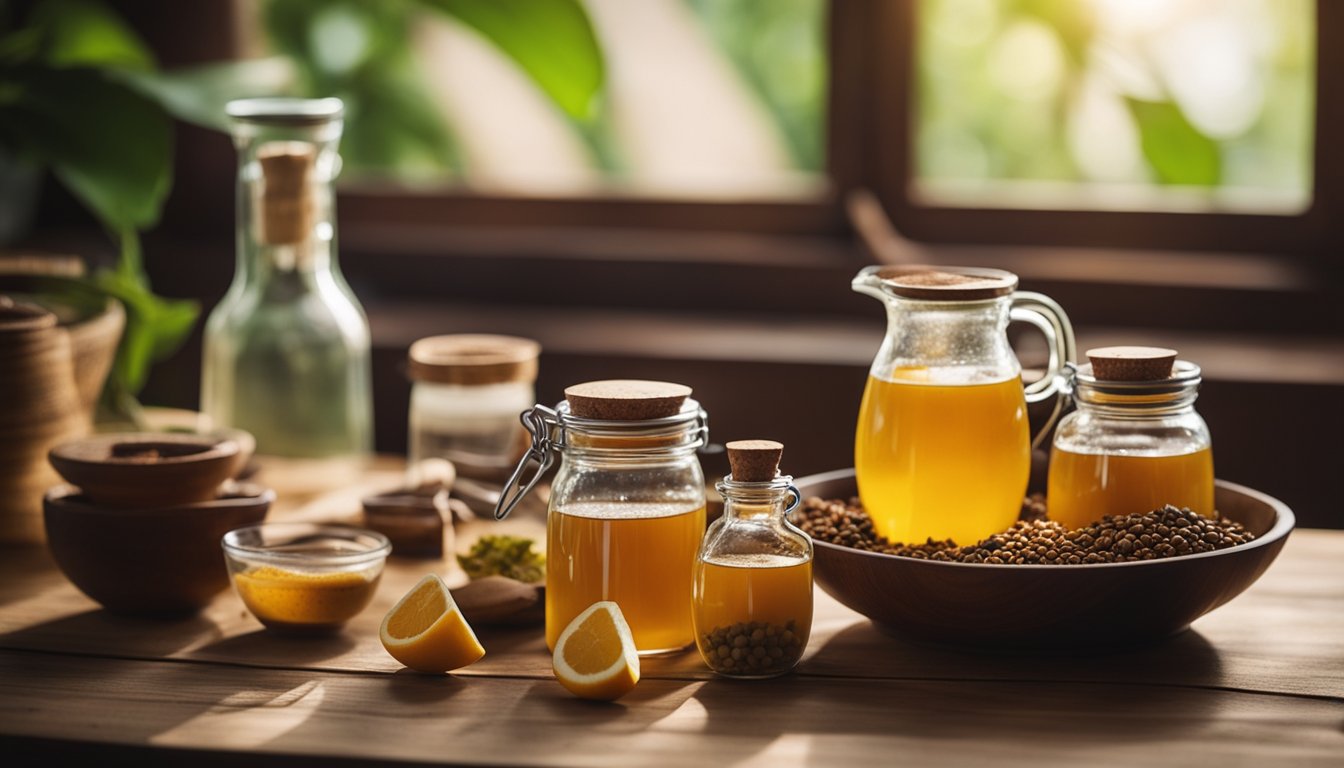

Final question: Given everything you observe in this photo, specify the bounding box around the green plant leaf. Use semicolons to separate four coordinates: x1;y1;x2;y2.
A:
261;0;459;174
30;0;153;70
91;240;199;396
1;67;172;230
1126;98;1221;187
422;0;604;121
114;58;297;131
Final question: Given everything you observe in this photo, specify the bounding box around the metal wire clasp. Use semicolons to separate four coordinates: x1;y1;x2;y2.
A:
494;404;562;520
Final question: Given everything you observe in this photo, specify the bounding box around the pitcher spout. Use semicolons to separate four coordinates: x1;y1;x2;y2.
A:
851;265;890;302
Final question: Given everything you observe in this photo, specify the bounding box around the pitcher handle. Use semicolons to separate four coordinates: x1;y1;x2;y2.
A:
1009;291;1076;448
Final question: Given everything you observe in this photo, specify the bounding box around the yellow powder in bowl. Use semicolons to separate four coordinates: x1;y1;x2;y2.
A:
233;565;381;631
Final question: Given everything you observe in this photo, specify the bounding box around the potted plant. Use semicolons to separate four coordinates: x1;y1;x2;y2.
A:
1;0;604;426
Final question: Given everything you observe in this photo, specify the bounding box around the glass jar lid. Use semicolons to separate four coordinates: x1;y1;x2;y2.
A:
408;334;540;386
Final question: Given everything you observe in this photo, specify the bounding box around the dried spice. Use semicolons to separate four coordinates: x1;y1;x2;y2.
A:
796;497;1254;565
700;620;805;675
457;535;546;583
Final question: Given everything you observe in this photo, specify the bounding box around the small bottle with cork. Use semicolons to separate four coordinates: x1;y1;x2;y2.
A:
1048;346;1215;529
693;440;813;678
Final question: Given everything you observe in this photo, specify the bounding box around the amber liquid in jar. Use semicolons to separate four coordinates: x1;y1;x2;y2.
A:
693;555;812;677
855;369;1030;544
1047;447;1215;530
546;501;707;654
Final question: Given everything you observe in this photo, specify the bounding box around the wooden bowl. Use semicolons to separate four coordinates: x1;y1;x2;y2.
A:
794;469;1294;650
43;482;273;615
49;433;244;508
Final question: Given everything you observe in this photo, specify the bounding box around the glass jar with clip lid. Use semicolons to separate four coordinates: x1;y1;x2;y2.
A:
694;440;813;678
1047;346;1215;529
495;380;709;655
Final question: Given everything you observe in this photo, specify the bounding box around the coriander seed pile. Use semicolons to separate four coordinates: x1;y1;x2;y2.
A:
796;497;1254;565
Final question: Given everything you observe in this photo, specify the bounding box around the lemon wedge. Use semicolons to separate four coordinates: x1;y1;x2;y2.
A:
380;574;485;673
552;601;640;701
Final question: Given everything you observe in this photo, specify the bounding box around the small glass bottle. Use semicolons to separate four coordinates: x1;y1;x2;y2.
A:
407;334;540;482
694;440;813;678
1048;347;1214;529
495;380;708;656
202;98;372;490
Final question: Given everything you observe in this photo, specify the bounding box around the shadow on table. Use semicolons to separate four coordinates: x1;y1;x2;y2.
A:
804;619;1225;689
193;627;358;667
0;607;225;658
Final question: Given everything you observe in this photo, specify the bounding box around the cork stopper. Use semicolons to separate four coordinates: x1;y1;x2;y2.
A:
256;141;316;246
1087;346;1178;381
408;335;540;386
875;265;1017;301
564;380;692;420
726;440;783;482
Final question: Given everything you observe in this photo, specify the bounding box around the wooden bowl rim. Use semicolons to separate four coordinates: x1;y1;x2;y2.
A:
44;482;275;516
794;468;1295;572
50;432;240;469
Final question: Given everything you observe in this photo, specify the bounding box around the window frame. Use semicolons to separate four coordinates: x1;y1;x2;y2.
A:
871;0;1340;258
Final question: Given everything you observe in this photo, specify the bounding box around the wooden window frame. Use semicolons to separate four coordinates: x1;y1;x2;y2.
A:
870;0;1341;258
336;0;1339;260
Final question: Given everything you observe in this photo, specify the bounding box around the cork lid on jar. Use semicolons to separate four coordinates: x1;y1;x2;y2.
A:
873;265;1018;301
408;335;541;386
726;440;783;482
1086;346;1178;381
564;380;693;420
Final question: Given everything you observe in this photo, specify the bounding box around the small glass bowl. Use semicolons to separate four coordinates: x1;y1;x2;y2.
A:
222;523;391;632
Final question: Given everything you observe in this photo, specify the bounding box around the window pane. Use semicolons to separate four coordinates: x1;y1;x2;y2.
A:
249;0;828;199
913;0;1315;213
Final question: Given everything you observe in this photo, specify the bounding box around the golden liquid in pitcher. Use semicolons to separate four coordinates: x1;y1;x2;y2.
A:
854;370;1030;544
546;502;706;654
1047;447;1214;530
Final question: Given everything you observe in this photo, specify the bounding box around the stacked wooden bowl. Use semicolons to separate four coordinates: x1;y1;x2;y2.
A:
0;298;89;543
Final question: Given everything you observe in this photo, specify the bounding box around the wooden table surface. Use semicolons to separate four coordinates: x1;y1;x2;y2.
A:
1;461;1341;767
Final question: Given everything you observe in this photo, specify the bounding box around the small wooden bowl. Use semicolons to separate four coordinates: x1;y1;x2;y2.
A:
49;433;244;508
44;482;273;615
794;469;1294;650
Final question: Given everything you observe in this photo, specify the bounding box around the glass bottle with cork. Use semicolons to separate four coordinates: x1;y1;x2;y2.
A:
495;379;708;655
1048;346;1215;529
202;98;372;490
694;440;813;678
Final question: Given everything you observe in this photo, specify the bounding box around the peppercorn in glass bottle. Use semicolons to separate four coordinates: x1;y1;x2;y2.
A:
1048;347;1214;530
693;440;813;678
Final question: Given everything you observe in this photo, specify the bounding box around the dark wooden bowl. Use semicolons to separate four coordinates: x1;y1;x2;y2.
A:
793;469;1295;650
43;482;273;615
49;432;244;508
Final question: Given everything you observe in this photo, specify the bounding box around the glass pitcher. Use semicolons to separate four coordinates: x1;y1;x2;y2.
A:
851;265;1075;545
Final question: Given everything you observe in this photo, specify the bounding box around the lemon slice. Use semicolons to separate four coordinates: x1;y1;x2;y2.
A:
380;574;485;673
552;601;640;701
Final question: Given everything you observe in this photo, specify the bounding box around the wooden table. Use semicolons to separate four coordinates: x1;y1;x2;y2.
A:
1;462;1341;766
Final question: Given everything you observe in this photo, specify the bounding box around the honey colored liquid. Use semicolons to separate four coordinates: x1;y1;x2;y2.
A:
546;502;706;654
694;556;812;676
1047;447;1215;530
855;371;1030;544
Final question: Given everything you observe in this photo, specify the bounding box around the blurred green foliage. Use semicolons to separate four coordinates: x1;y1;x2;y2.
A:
685;0;827;172
260;0;605;178
916;0;1314;199
0;0;204;419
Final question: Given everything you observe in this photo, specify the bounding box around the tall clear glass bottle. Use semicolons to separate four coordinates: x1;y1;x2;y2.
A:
202;98;372;490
